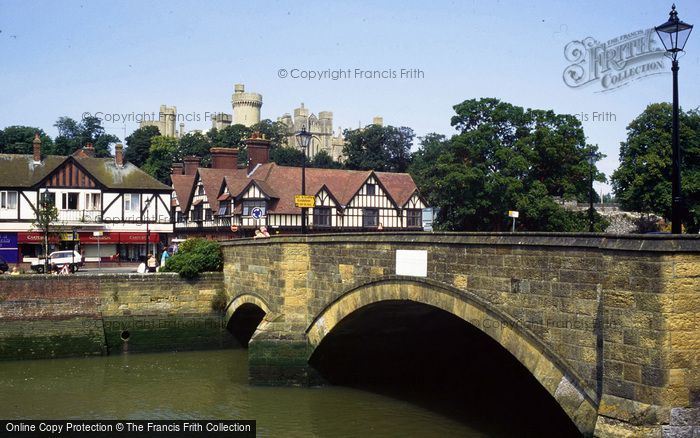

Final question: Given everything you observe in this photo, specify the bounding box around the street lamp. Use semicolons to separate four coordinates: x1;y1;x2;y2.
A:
588;150;596;233
655;4;693;234
296;125;312;234
41;188;50;273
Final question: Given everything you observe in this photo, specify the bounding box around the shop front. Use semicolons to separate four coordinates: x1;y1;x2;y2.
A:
0;233;18;264
18;232;60;262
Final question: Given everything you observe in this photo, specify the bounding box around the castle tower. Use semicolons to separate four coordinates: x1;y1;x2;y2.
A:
231;84;262;127
161;105;177;137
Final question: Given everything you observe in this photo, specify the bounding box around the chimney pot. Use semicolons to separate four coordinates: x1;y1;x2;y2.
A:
32;133;42;162
244;135;271;172
210;147;239;170
183;156;200;175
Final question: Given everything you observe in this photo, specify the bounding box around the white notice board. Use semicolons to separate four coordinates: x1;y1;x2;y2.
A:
395;250;428;277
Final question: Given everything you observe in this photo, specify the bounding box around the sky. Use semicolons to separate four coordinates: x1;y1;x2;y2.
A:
1;0;699;195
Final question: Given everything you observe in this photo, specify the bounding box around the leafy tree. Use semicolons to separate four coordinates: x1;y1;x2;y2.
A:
270;146;305;166
32;193;59;273
409;98;606;231
343;124;414;172
309;150;342;169
53;116;118;157
0;126;54;155
207;124;251;166
611;103;700;232
124;125;161;168
179;132;212;165
143;136;179;184
250;119;289;149
161;238;223;279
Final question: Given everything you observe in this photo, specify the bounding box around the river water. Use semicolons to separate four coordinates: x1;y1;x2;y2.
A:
0;349;499;437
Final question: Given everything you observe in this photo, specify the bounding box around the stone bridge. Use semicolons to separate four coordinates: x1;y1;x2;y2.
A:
220;233;700;437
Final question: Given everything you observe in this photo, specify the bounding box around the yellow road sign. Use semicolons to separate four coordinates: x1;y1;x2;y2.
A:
295;195;315;208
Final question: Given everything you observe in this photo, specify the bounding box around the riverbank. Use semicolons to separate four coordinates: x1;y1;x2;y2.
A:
0;273;233;360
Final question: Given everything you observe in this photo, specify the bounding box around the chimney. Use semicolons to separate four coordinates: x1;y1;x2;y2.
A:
183;156;200;175
245;133;271;173
32;133;41;162
210;147;238;170
171;162;184;176
84;143;95;157
115;144;124;167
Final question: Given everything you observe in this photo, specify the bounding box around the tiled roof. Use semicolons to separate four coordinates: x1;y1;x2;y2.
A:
0;154;170;191
198;168;247;212
171;174;196;212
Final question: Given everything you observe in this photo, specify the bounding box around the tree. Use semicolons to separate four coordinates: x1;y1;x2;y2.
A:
250;119;289;149
53;116;118;157
0;126;54;155
612;103;700;232
161;238;223;279
124;125;161;168
409;98;607;231
207;124;251;166
309;150;342;169
343;124;414;172
179;132;212;165
270;147;305;167
32;192;59;273
143;136;179;184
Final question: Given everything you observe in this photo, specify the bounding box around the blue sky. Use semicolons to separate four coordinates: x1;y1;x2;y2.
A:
1;0;699;195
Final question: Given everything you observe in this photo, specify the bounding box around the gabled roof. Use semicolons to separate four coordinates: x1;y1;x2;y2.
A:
197;168;247;212
375;172;421;208
0;154;171;191
171;173;197;212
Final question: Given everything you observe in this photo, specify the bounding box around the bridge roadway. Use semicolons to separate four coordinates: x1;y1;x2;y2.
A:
220;232;700;437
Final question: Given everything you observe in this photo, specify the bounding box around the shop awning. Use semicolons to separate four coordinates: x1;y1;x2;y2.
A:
18;232;59;244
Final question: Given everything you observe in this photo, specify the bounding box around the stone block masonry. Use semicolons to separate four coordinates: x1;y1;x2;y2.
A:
0;273;232;360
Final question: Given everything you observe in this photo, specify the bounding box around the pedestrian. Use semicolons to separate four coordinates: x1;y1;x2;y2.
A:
160;249;170;267
147;253;157;273
10;266;20;275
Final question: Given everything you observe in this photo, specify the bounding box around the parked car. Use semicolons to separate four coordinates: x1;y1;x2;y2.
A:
31;251;83;274
0;255;8;273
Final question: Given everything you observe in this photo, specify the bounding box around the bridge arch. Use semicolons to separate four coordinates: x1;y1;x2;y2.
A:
306;277;598;436
224;294;271;347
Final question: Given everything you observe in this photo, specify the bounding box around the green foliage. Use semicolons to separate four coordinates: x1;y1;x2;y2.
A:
270;146;305;166
125;125;161;168
53;116;117;157
207;124;251;165
0;126;54;155
309;150;342;169
161;238;223;279
143;136;179;184
250;119;289;150
611;103;700;232
343;124;414;172
32;195;59;267
179;132;212;166
409;98;606;232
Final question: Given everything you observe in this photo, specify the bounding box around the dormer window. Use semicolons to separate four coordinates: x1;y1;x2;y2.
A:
217;200;231;217
197;184;205;196
366;183;376;196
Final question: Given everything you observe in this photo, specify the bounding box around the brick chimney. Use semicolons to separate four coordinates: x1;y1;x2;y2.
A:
183;156;200;175
171;162;184;176
245;132;270;173
115;144;124;167
32;133;41;162
210;147;238;170
84;142;94;157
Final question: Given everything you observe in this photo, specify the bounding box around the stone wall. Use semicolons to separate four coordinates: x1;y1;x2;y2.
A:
0;273;231;360
221;233;700;437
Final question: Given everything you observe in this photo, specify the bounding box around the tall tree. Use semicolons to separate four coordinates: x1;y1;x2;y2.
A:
410;98;607;231
612;103;700;232
270;147;305;167
143;136;179;184
309;150;342;169
343;124;414;172
207;124;251;166
179;132;212;165
124;125;161;168
0;126;54;155
53;116;118;157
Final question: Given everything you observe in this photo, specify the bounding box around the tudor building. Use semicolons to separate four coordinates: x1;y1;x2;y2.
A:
170;134;426;239
0;135;172;264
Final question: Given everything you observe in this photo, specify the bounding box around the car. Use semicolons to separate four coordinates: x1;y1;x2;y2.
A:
0;255;8;273
31;251;83;274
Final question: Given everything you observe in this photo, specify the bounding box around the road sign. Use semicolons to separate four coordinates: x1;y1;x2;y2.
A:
295;195;315;208
251;207;264;220
508;210;519;218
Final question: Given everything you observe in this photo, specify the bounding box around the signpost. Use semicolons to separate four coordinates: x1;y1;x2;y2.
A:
294;195;315;208
251;207;264;220
93;231;103;272
508;210;519;232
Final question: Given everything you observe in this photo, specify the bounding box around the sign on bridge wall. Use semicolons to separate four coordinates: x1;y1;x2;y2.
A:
395;250;427;277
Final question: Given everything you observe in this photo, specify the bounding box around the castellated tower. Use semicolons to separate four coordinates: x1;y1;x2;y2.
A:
231;84;262;127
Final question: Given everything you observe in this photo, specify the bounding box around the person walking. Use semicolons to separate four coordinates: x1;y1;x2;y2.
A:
147;253;157;273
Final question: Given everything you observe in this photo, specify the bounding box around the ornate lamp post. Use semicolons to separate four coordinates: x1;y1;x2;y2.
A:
296;125;312;234
655;4;693;234
588;151;596;233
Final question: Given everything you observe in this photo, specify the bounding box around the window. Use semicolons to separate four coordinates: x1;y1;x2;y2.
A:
85;193;100;210
192;204;203;221
0;191;18;209
60;192;79;210
363;208;379;227
406;209;422;227
217;201;231;217
366;183;376;196
124;193;141;212
313;207;331;227
242;200;266;217
205;208;212;221
197;184;205;196
176;211;185;223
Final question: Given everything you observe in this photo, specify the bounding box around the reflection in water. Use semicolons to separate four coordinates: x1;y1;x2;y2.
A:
0;350;488;437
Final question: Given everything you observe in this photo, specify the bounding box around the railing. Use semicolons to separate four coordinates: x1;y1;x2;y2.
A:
56;209;102;223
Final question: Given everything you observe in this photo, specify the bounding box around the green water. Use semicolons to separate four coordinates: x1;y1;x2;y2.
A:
0;349;491;438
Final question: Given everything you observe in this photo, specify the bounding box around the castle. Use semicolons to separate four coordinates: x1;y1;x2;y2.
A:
140;84;382;162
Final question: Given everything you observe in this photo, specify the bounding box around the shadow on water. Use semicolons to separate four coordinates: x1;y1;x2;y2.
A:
308;300;583;438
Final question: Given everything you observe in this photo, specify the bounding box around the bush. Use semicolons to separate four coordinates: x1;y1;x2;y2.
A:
161;238;223;279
